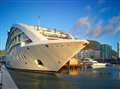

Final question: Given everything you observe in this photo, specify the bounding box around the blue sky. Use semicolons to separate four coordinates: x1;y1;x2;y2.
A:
0;0;120;50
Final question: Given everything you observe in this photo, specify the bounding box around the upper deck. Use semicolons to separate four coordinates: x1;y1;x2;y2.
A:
5;23;74;53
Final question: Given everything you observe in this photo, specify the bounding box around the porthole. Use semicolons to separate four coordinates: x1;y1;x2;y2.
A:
27;47;29;50
37;60;44;65
45;44;49;48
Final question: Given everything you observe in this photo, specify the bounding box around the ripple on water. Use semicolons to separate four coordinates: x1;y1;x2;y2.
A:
8;66;120;89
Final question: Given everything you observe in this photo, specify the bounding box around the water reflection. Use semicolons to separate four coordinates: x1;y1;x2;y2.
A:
8;66;120;89
9;70;73;89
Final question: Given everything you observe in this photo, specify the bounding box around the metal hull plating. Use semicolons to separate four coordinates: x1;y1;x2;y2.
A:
6;40;88;72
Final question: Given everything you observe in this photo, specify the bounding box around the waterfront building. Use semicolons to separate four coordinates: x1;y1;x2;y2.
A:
100;44;112;61
0;50;6;62
117;42;120;58
78;50;101;59
78;40;101;60
78;40;114;62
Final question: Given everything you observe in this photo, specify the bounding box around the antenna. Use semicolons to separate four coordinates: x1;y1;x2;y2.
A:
37;16;40;30
38;16;40;26
0;24;2;50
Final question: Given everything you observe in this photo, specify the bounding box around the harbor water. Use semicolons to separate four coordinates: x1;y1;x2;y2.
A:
8;66;120;89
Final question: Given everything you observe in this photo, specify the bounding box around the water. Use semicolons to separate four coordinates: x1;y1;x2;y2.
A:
8;66;120;89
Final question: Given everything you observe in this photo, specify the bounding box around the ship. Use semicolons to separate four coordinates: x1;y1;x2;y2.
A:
5;23;89;72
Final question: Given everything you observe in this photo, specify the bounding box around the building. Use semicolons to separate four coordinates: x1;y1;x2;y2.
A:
117;42;120;58
78;50;101;59
78;40;101;60
77;40;113;63
0;50;6;62
0;56;5;62
100;44;112;61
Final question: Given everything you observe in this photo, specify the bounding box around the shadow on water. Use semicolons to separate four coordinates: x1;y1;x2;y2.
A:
8;66;120;89
8;69;73;89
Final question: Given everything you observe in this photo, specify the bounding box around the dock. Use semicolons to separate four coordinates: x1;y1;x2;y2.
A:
0;65;18;89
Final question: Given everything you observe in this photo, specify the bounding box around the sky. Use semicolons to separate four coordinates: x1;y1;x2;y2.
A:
0;0;120;51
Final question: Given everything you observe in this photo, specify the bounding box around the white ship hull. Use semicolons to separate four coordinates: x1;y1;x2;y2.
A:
6;40;88;72
5;23;89;72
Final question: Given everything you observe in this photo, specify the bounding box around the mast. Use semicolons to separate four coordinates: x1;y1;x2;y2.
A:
37;16;40;30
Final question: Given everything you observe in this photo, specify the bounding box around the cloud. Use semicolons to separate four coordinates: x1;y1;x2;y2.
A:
115;26;120;33
106;16;120;34
86;20;104;38
88;16;120;37
70;17;90;33
76;17;90;27
70;16;120;38
87;26;103;37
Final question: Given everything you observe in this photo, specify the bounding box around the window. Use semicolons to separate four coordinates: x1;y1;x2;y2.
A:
18;34;21;42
